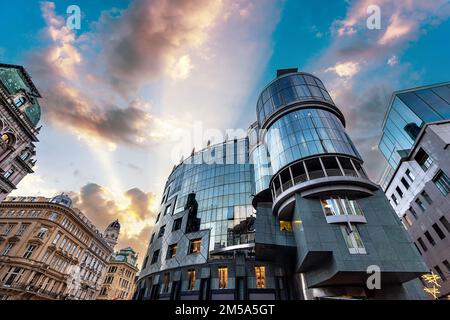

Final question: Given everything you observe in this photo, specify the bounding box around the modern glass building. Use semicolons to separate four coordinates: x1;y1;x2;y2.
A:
135;69;427;300
378;82;450;189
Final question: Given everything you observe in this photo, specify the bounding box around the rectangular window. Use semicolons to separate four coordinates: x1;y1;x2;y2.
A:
405;169;415;182
400;177;410;190
279;220;293;232
432;223;446;240
218;267;228;289
48;212;59;221
1;224;14;236
52;233;61;245
439;216;450;233
415;198;426;211
151;250;160;264
149;233;155;244
162;273;170;293
172;218;182;231
255;266;266;289
341;224;366;254
433;170;450;196
164;204;171;216
189;239;202;254
166;244;177;259
414;148;433;172
409;207;418;220
187;269;196;291
424;231;436;246
396;186;404;198
23;244;37;259
16;224;29;236
320;197;364;216
434;265;447;282
443;260;450;273
391;193;399;205
1;243;14;256
421;191;433;205
158;225;166;238
417;237;428;252
403;214;413;227
36;227;48;239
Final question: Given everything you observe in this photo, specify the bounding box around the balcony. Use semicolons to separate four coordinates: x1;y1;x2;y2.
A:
271;155;378;218
0;281;66;300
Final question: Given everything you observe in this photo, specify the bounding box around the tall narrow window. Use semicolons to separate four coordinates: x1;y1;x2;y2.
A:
396;186;404;198
36;227;48;239
3;168;14;179
421;191;433;205
16;224;29;236
391;193;399;205
162;273;170;293
279;221;293;232
172;218;182;231
1;243;14;256
341;224;366;254
400;177;410;190
255;266;266;289
218;267;228;289
187;269;196;291
424;231;436;246
151;250;160;264
439;216;450;233
405;169;415;182
415;198;426;211
403;214;413;227
417;237;427;252
23;244;37;259
409;207;418;220
434;266;447;282
432;223;446;240
166;244;177;259
158;225;166;238
433;170;450;196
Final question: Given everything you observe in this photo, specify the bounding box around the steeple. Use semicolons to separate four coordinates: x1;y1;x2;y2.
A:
104;219;120;249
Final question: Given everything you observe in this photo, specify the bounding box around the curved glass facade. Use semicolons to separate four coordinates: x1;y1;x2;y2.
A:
257;72;334;126
264;108;361;174
251;144;272;194
159;139;255;252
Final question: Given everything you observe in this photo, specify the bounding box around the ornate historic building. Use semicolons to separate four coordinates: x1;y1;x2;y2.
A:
0;64;42;203
0;194;115;300
98;247;139;300
135;69;428;300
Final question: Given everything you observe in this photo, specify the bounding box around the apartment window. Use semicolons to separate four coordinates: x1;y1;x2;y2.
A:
3;267;24;286
432;223;446;240
1;243;14;256
48;212;59;221
434;265;447;282
409;207;418;220
164;204;171;216
405;169;415;182
100;287;107;296
403;214;413;227
189;239;202;254
151;250;160;264
218;267;228;289
166;244;177;259
424;231;436;246
49;233;61;246
400;177;410;190
23;244;37;259
417;237;428;252
59;238;67;248
149;233;155;244
433;170;450;196
1;224;14;236
415;148;433;171
172;218;182;231
187;269;196;291
421;191;432;205
279;220;293;232
320;197;364;216
443;260;450;273
391;193;399;205
255;266;266;289
439;216;450;233
3;168;14;179
415;198;426;211
396;186;404;198
158;225;166;238
42;250;51;263
16;224;29;236
341;224;366;254
36;227;48;239
142;256;149;269
162;273;170;293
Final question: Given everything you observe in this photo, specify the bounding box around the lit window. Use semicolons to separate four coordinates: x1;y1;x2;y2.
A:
403;214;413;227
189;239;202;254
218;267;228;289
255;266;266;288
340;224;366;254
1;133;13;145
166;244;177;259
162;273;170;293
187;269;196;290
433;170;450;196
279;221;292;232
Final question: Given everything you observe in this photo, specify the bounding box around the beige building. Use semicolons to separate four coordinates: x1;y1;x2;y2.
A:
0;194;118;300
0;64;42;203
98;247;139;300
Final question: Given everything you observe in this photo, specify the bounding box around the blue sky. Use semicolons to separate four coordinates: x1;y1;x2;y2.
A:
1;0;449;257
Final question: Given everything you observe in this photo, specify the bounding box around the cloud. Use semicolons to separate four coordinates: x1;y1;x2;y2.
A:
326;61;360;78
95;0;224;96
70;183;158;267
387;55;399;66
